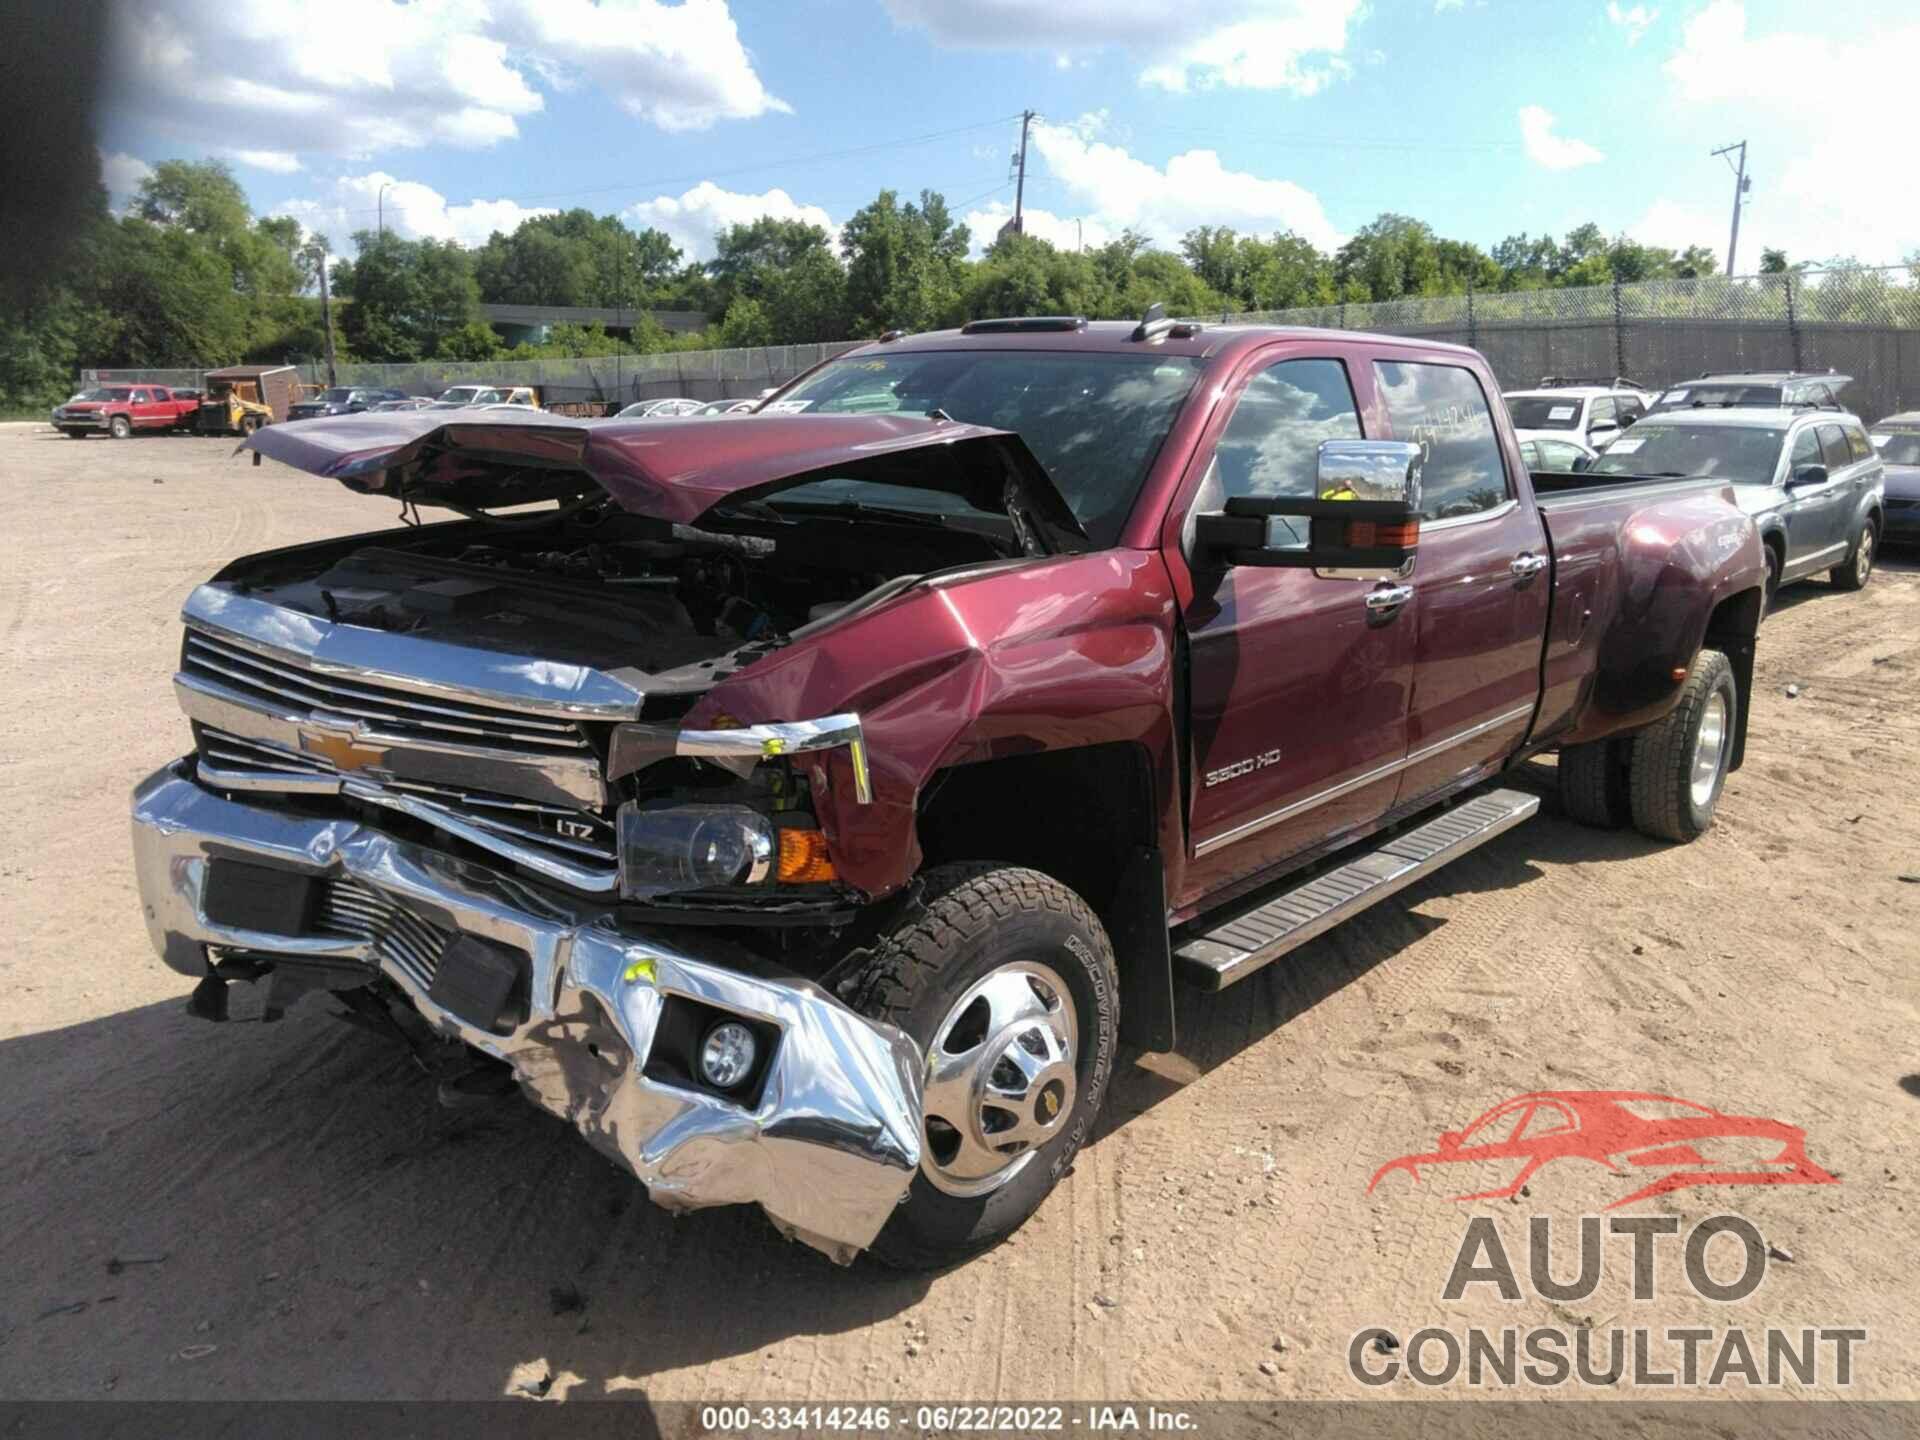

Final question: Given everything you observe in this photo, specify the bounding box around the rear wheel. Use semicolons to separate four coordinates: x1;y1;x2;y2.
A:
108;415;131;440
1830;521;1876;591
1760;544;1782;619
1558;738;1630;828
1627;648;1737;842
837;863;1118;1269
239;414;262;436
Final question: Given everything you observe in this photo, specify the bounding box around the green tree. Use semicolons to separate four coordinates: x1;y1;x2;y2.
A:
842;189;970;335
339;230;483;361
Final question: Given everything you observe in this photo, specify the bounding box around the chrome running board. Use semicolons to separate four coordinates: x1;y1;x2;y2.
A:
1174;788;1540;990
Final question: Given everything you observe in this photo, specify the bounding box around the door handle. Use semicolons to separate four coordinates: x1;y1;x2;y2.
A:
1510;552;1549;581
1364;584;1414;615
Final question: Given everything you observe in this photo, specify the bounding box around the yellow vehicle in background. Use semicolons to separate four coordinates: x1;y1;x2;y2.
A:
196;365;298;436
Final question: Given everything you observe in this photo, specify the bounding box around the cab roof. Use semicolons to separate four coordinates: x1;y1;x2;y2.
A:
862;318;1481;364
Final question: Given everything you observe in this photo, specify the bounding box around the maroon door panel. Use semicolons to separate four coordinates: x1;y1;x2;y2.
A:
1370;357;1546;809
1164;348;1415;909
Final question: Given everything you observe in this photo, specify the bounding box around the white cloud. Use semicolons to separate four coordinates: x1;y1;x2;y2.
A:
220;149;303;174
105;0;784;167
962;204;1115;254
1605;2;1658;45
99;151;153;209
624;181;838;261
964;118;1342;257
1654;1;1920;264
1433;0;1465;11
275;173;556;248
1518;105;1605;170
881;0;1362;96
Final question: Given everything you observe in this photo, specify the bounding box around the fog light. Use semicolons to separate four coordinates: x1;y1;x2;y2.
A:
699;1020;758;1089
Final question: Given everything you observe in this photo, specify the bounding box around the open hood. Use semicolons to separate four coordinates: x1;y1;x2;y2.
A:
243;410;1088;555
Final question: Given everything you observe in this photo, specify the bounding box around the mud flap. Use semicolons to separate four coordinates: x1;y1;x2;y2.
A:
1111;846;1176;1053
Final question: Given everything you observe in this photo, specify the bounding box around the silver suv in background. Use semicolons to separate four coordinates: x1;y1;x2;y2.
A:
1586;406;1884;608
1644;370;1853;418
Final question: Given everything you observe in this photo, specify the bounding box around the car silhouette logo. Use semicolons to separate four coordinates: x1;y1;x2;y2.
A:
1367;1090;1838;1209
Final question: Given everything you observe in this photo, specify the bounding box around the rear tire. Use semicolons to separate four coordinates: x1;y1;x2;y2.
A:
108;415;131;439
239;415;262;436
1760;544;1782;619
1558;739;1630;828
1830;521;1875;591
837;863;1119;1269
1627;648;1737;843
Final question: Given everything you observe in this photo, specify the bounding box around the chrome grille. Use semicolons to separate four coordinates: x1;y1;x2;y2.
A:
195;726;617;880
315;878;454;991
182;628;592;755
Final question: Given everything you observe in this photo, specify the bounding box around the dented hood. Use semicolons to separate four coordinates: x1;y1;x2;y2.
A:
243;410;1087;552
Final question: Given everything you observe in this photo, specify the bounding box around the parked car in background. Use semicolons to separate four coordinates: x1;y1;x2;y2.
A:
432;385;540;410
371;396;436;413
1586;407;1883;607
50;384;202;439
614;397;706;419
1868;415;1920;544
135;316;1766;1268
1518;435;1597;472
1503;377;1652;452
697;399;762;416
287;387;410;421
1644;370;1852;418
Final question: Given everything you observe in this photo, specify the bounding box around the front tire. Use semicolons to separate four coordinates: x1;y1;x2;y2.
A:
1831;521;1876;591
108;415;131;439
1627;648;1737;842
837;863;1119;1269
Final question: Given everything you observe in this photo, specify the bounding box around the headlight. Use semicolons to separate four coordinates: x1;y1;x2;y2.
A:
616;803;773;900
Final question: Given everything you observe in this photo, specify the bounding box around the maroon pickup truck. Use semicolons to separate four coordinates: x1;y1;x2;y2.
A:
130;316;1765;1266
52;383;202;438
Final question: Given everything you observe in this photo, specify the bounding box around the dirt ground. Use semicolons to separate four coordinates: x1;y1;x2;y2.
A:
2;421;1916;1408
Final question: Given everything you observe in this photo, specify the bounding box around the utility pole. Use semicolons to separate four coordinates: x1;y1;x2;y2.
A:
317;247;338;387
1711;141;1749;277
1012;109;1035;236
377;181;394;238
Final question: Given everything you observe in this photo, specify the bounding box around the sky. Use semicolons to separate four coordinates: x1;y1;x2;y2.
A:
95;0;1918;273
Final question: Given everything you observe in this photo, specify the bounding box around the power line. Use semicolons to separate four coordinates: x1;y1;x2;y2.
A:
329;113;1026;220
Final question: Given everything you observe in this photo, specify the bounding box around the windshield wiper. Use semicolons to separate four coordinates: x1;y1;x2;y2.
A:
764;498;959;529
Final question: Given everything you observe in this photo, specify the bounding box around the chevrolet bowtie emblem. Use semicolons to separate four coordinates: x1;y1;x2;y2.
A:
298;724;391;773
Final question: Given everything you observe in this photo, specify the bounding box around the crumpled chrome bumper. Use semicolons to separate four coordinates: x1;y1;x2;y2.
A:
130;760;923;1262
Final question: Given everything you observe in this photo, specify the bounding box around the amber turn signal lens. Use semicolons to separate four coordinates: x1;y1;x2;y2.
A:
1345;519;1421;549
776;828;837;884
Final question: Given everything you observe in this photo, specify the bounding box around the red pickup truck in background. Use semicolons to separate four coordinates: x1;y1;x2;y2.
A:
131;314;1767;1268
51;384;203;439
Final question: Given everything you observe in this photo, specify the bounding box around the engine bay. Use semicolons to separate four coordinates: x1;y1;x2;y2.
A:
210;506;937;680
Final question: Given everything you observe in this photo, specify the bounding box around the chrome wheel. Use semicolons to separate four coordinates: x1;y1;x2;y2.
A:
1690;692;1730;809
920;960;1078;1197
1856;529;1873;582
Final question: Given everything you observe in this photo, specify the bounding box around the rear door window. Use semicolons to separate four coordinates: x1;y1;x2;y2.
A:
1845;426;1873;462
1818;425;1852;470
1372;360;1511;520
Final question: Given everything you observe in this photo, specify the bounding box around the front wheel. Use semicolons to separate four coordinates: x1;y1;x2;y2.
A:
108;415;131;439
837;864;1119;1269
1627;648;1737;842
1831;521;1876;591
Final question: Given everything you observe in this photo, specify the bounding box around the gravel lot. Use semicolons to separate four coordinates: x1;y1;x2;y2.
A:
2;422;1916;1406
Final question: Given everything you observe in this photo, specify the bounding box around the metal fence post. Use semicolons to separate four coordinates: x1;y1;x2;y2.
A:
1466;278;1477;351
1612;277;1627;380
1784;273;1803;370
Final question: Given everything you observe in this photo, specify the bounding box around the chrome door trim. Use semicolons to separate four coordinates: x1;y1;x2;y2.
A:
1421;498;1518;533
1193;702;1536;858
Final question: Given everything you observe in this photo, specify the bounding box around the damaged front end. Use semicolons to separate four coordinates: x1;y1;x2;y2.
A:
131;762;922;1261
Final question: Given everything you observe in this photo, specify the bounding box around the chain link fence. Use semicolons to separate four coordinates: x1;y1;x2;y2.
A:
1203;264;1920;422
83;265;1920;422
84;343;866;413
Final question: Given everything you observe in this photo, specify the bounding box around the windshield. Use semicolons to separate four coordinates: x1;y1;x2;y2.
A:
75;388;132;402
1506;396;1584;430
437;387;489;403
1588;423;1786;484
772;350;1204;546
1876;432;1920;465
320;388;353;402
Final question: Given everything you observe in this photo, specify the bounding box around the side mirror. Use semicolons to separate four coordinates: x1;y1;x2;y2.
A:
1589;420;1619;438
1192;439;1423;581
1788;464;1828;488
